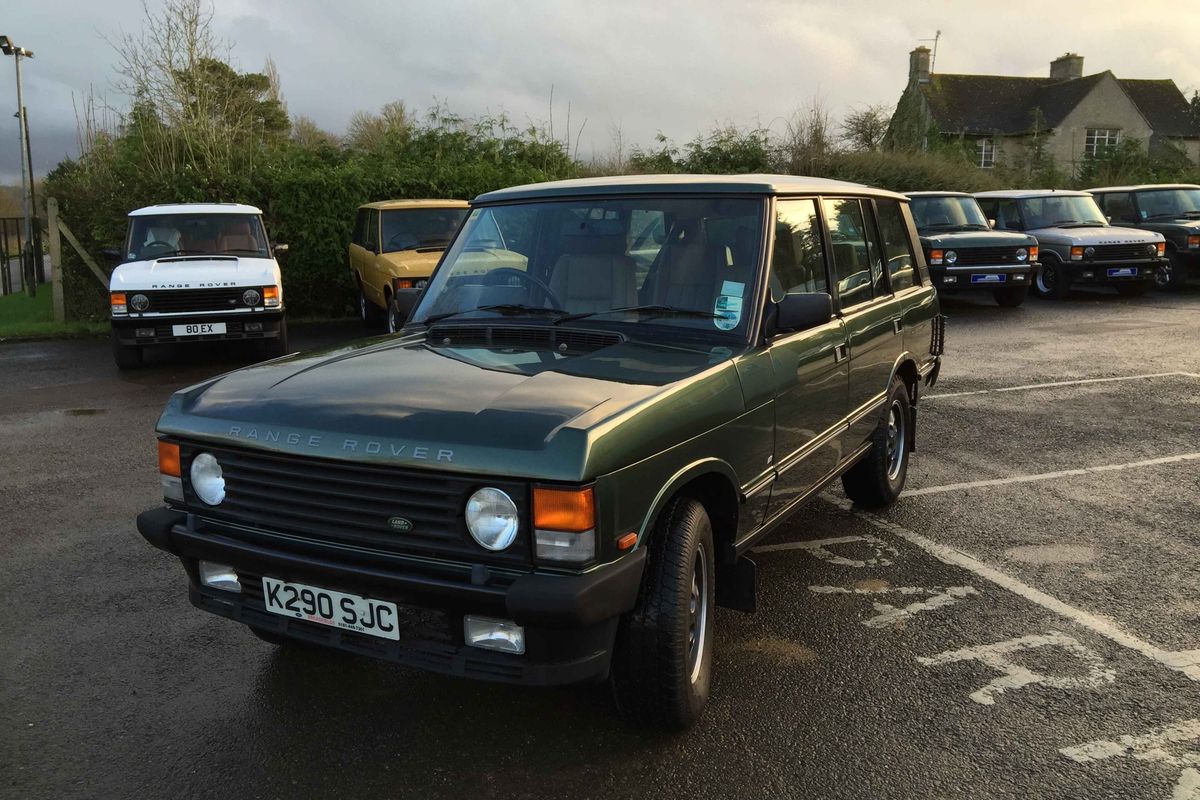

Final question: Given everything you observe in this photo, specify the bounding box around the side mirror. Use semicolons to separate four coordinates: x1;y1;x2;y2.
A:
273;243;289;255
391;287;422;328
775;292;833;333
101;247;122;261
987;218;997;230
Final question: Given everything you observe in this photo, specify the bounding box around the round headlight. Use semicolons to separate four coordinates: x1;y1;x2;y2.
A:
190;452;225;506
129;293;150;312
242;288;262;306
465;488;519;551
1084;246;1096;259
1146;244;1156;256
944;250;958;264
1015;248;1028;262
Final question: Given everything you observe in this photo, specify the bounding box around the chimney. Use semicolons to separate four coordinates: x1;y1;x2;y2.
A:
909;46;931;86
1050;53;1084;81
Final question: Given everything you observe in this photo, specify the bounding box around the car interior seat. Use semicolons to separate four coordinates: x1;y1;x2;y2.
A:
549;218;638;313
218;221;259;252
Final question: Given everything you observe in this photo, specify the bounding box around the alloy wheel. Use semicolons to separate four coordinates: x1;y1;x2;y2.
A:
1155;260;1173;290
886;399;907;481
687;546;709;684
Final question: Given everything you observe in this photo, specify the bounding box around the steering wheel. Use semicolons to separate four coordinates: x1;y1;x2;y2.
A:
482;267;563;310
142;240;176;255
386;232;417;251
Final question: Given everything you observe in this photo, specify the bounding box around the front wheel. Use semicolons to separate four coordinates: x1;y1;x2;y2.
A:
258;318;290;360
611;497;715;730
1155;253;1187;291
387;294;405;333
1034;260;1071;299
111;331;143;370
993;285;1028;307
842;376;911;508
359;283;385;328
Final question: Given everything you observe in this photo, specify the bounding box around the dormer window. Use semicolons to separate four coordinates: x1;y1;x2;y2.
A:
1085;128;1121;158
976;138;996;168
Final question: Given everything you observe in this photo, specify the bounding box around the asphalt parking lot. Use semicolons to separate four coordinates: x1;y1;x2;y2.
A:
3;288;1199;800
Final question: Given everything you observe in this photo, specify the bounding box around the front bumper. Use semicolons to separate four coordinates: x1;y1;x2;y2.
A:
137;508;646;685
931;264;1034;291
1065;261;1159;284
112;312;284;346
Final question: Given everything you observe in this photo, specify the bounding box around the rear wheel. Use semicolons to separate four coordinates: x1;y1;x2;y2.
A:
611;497;715;730
1116;282;1149;298
1034;259;1071;299
842;376;911;508
111;331;143;370
993;285;1028;307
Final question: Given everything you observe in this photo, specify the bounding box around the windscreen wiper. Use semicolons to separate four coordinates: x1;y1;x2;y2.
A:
555;304;722;325
419;304;568;325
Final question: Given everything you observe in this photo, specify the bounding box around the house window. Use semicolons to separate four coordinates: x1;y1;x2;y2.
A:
1085;128;1121;158
976;138;996;168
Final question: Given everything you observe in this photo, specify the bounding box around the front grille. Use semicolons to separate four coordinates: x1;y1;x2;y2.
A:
953;247;1022;266
429;324;623;353
141;288;255;313
179;443;531;566
1091;244;1157;262
237;570;456;645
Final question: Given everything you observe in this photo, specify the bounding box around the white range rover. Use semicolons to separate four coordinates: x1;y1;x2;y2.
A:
108;203;288;369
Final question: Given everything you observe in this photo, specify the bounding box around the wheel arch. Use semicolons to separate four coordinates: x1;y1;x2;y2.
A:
888;352;921;404
639;459;740;565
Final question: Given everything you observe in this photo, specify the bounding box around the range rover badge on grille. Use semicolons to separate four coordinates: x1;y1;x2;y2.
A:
387;516;414;533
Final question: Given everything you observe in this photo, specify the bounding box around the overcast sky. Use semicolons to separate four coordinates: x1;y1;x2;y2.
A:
2;0;1198;184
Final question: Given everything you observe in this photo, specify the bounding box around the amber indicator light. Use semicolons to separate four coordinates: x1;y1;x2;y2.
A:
617;532;638;551
533;487;595;532
158;440;181;477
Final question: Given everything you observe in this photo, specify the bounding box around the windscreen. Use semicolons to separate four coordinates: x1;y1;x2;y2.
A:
380;208;469;253
410;196;765;339
909;196;989;231
125;213;269;261
1136;188;1200;220
1019;196;1106;228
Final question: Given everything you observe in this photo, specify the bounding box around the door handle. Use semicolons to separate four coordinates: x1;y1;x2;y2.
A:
833;343;849;363
892;318;903;335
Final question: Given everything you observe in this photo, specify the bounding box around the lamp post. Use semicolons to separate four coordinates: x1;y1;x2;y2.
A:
1;35;36;298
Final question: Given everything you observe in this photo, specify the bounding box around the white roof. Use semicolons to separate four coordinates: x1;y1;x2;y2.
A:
129;203;263;216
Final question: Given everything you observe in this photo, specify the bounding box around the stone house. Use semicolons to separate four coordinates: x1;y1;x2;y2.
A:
886;48;1200;175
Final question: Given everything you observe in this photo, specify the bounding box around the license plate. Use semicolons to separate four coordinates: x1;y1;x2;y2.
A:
971;273;1005;284
261;577;400;640
1107;267;1137;278
172;322;227;336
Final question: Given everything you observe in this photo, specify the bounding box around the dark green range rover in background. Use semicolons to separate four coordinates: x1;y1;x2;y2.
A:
1088;184;1200;291
137;174;943;729
905;191;1039;307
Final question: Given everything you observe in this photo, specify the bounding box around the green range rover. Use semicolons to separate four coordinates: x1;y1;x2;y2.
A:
137;175;943;729
906;191;1039;307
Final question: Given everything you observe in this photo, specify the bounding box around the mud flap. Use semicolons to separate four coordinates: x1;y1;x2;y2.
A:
716;555;757;613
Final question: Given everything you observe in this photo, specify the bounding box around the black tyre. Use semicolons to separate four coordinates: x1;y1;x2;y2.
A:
258;318;290;360
611;496;715;730
1116;282;1150;298
993;284;1028;307
387;294;405;334
841;377;911;508
111;331;143;370
359;282;385;328
1034;258;1071;300
1154;252;1187;292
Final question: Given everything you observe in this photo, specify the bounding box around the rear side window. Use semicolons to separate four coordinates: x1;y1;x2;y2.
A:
822;198;875;309
770;199;827;301
352;209;368;247
365;210;379;252
874;199;918;291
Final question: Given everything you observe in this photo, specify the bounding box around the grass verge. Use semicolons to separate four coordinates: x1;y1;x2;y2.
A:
0;286;107;340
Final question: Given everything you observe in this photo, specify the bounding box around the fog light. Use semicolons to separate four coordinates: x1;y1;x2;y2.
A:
464;615;525;654
1081;271;1094;278
535;529;596;563
135;327;155;338
1013;274;1026;281
199;561;240;593
161;474;183;501
244;322;263;332
943;275;958;284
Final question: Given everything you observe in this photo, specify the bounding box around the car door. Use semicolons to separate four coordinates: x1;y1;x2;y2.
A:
362;209;384;306
349;208;370;287
821;197;904;450
765;198;849;515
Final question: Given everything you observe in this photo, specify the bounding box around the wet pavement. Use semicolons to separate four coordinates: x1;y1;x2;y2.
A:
2;289;1199;799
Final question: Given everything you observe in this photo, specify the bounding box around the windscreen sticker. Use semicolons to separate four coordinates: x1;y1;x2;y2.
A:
713;280;745;330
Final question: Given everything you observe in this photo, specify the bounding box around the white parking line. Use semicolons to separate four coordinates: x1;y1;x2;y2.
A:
904;452;1200;497
821;495;1200;683
925;371;1197;401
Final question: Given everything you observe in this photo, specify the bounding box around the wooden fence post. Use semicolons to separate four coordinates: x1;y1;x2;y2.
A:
48;198;65;323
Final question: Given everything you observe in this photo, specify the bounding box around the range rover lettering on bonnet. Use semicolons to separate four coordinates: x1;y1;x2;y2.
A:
226;425;453;461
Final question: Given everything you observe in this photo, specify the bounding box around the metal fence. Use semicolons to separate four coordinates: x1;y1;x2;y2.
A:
1;216;46;295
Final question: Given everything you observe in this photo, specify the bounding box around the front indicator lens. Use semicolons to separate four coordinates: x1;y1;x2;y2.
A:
110;292;128;315
1188;235;1199;249
158;440;181;477
263;285;281;308
1156;242;1166;257
465;488;519;551
533;487;595;532
928;249;943;265
1071;246;1084;261
535;528;596;563
191;452;226;506
1029;245;1039;261
464;616;525;654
